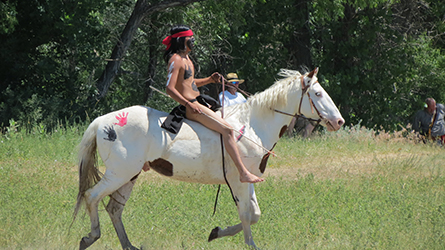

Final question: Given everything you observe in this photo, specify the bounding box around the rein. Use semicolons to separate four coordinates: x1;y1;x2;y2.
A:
272;75;324;127
215;75;238;216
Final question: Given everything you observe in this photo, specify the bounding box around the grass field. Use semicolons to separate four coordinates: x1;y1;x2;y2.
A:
1;123;445;249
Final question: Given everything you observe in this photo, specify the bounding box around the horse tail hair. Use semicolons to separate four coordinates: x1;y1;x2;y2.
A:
72;119;103;222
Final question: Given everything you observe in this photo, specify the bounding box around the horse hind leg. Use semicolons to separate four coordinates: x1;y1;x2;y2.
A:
106;174;140;250
79;172;131;250
79;185;104;249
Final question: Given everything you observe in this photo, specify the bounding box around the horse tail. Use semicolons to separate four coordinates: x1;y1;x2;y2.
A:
73;119;102;222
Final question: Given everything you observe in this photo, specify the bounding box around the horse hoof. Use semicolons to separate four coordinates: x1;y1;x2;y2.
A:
79;235;99;250
208;227;220;242
79;237;89;250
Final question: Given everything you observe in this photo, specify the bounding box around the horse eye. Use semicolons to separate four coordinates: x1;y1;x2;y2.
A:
315;92;322;97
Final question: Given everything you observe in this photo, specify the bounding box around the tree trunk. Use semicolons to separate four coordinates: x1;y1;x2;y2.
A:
285;0;313;135
287;0;312;70
96;0;203;101
144;47;158;103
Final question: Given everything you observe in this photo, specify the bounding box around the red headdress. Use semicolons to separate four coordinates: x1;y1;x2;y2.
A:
162;30;194;50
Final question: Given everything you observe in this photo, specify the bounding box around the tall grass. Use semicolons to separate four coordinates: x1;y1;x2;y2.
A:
1;123;444;249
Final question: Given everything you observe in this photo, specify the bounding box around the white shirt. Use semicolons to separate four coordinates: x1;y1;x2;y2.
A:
219;91;246;107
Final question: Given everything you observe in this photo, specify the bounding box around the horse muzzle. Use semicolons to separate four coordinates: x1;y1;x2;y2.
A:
324;117;345;131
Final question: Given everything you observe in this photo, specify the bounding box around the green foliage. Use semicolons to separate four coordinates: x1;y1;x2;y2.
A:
1;0;445;132
0;0;109;130
310;0;445;129
0;1;17;34
221;0;293;92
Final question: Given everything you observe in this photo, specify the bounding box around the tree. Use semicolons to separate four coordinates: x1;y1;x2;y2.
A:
95;0;203;101
2;0;445;133
0;0;109;129
310;0;445;129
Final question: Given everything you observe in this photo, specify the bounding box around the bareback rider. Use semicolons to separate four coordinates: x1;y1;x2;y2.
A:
161;24;263;183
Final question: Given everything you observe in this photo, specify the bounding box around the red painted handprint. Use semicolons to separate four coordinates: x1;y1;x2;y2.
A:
114;112;129;127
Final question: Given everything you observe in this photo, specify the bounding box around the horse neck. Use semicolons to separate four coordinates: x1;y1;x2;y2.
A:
249;88;302;149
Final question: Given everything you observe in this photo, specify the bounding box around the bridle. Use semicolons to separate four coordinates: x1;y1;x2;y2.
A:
222;74;325;126
272;75;325;127
222;75;325;125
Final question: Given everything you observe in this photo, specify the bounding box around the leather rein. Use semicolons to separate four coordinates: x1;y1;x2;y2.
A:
272;75;325;127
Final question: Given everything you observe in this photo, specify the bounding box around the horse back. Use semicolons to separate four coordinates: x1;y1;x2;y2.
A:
94;105;234;184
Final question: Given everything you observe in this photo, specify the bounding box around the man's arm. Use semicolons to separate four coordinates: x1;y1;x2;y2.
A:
195;77;213;87
195;72;221;87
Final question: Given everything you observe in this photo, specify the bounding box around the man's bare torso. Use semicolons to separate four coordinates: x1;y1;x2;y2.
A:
170;54;199;101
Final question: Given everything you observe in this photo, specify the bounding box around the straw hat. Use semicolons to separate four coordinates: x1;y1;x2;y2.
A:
226;73;244;84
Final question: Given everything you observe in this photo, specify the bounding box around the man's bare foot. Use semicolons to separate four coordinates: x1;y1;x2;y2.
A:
240;172;264;183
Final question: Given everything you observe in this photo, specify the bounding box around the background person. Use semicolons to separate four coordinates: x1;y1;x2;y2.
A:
286;117;315;138
413;97;445;144
219;73;247;107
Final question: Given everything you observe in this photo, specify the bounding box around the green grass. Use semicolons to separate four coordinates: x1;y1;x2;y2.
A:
1;124;445;249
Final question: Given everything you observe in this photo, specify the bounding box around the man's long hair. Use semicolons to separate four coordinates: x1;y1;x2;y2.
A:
163;24;191;64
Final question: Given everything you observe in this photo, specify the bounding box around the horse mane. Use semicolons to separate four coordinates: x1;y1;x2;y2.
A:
224;69;303;122
248;69;302;110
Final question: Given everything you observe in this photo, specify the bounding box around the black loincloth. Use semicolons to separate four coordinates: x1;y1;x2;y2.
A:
161;94;221;134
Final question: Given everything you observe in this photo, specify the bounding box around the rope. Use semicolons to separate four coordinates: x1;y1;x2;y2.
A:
201;112;277;156
215;74;238;215
149;85;170;97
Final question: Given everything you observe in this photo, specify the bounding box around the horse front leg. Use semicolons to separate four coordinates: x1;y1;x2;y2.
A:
208;183;261;248
106;174;139;250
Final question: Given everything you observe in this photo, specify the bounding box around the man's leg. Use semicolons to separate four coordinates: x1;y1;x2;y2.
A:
186;104;263;183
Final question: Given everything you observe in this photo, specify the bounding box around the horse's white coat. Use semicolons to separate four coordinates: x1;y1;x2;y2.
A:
75;69;344;250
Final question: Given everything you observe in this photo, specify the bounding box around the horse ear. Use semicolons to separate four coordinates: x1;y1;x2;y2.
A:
307;67;319;78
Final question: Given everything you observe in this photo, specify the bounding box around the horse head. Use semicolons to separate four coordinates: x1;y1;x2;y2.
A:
298;68;344;131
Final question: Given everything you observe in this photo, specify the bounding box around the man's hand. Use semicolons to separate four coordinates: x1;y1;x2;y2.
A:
211;72;222;83
186;101;202;114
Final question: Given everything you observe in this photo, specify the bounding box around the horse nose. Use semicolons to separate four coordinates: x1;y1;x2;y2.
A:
337;118;345;127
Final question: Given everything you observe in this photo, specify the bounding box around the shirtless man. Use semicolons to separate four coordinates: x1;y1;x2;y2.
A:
162;24;263;183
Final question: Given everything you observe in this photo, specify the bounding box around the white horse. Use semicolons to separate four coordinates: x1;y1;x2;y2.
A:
74;68;344;249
